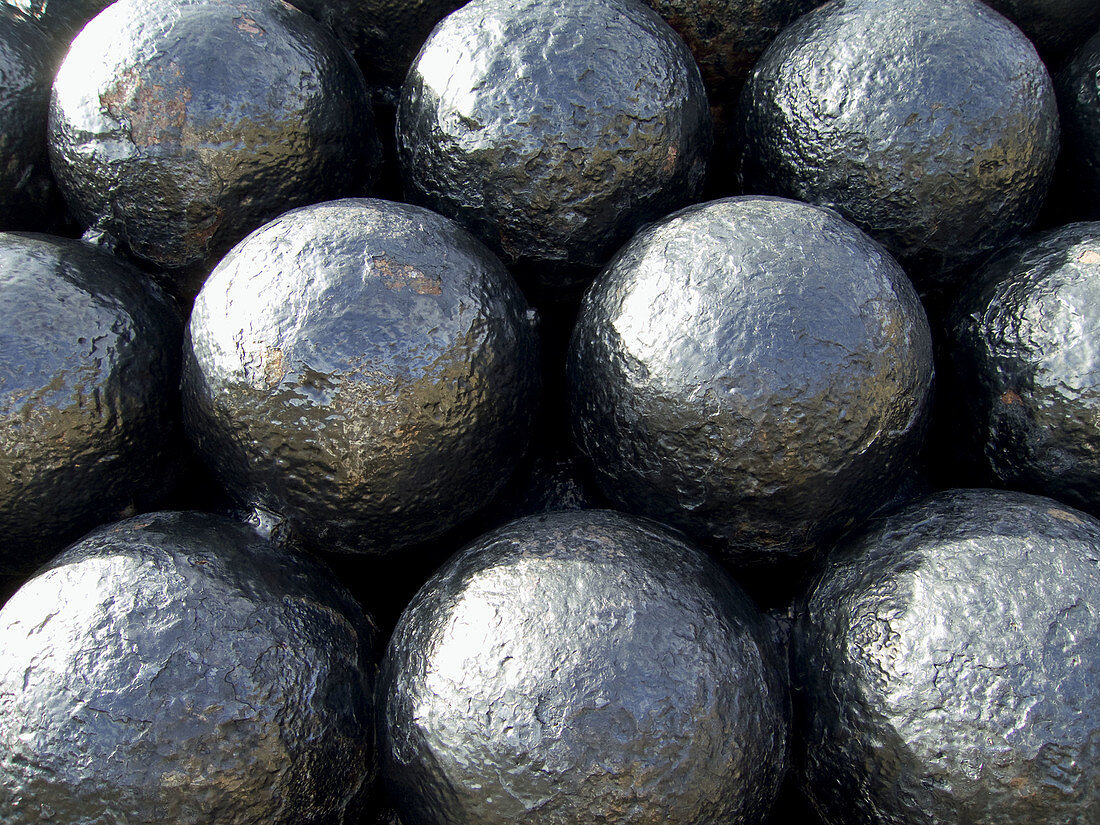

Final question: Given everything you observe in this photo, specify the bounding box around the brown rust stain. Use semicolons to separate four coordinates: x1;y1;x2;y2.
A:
236;15;264;35
1077;250;1100;265
100;62;191;148
1049;508;1085;525
1000;389;1022;406
371;254;442;295
262;347;286;388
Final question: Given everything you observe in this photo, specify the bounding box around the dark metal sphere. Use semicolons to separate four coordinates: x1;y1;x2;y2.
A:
0;510;379;824
397;0;712;295
182;198;540;556
0;9;57;230
47;0;380;279
734;0;1060;293
1056;31;1100;221
0;232;182;578
379;508;790;825
795;488;1100;824
568;196;934;567
943;222;1100;514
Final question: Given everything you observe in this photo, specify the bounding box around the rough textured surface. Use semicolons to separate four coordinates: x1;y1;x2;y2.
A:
183;198;540;556
734;0;1060;294
48;0;379;283
0;8;58;230
379;509;790;825
1056;31;1100;221
568;196;934;567
285;0;463;90
795;488;1100;824
943;222;1100;514
641;0;817;144
981;0;1100;61
0;510;379;824
397;0;711;296
0;232;182;578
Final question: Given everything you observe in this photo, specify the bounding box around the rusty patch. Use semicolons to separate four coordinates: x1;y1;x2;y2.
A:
1049;508;1085;525
236;16;264;35
1000;389;1022;406
371;254;442;295
101;62;191;148
1077;250;1100;265
262;347;286;388
662;144;679;175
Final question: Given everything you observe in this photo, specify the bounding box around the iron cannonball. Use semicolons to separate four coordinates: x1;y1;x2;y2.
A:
734;0;1060;294
182;198;540;557
397;0;712;297
0;510;379;824
47;0;381;286
943;222;1100;514
0;232;182;578
794;488;1100;824
568;196;934;567
378;508;790;825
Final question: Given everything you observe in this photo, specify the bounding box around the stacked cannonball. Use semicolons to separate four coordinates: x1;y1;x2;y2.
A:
0;0;1098;822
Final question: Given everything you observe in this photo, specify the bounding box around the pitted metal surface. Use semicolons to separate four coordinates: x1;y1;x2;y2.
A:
734;0;1059;293
48;0;380;279
397;0;712;295
568;196;934;567
379;509;789;825
183;198;540;556
0;510;379;824
0;232;182;578
945;222;1100;515
795;488;1100;824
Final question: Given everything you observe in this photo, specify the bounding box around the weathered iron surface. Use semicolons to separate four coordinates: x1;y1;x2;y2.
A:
182;198;540;557
1056;32;1100;221
0;232;182;578
397;0;712;297
981;0;1100;61
0;510;379;824
285;0;464;91
734;0;1060;295
795;488;1100;824
48;0;380;285
379;508;790;825
568;196;934;567
0;9;59;231
943;222;1100;514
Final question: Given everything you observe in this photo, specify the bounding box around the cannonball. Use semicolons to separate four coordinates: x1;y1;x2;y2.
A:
397;0;712;297
734;0;1060;294
795;488;1100;824
1056;30;1100;221
0;232;182;578
182;197;540;556
0;510;378;824
48;0;380;286
378;508;789;825
568;196;934;567
943;222;1100;514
